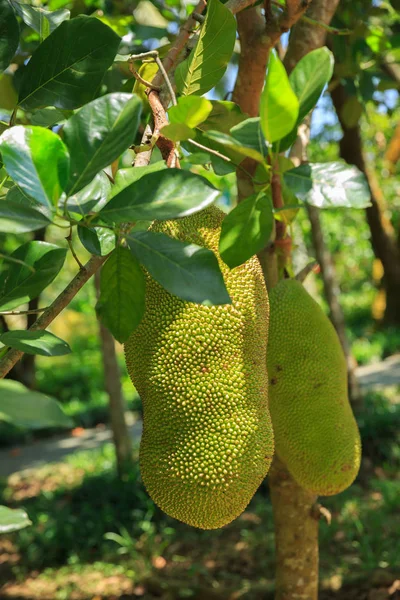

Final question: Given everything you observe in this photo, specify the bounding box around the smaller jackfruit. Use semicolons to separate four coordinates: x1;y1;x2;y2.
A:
267;279;361;496
125;207;273;529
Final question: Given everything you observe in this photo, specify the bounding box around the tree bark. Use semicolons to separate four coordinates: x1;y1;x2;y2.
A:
264;3;342;599
94;271;133;479
269;457;319;600
330;82;400;325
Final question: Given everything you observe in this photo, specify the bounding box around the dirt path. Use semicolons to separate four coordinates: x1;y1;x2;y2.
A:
0;355;398;479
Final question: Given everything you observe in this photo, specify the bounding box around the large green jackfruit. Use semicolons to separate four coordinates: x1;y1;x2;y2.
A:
267;279;361;495
125;206;273;529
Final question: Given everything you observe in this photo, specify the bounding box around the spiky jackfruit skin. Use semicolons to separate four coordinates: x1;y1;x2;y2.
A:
125;206;273;529
267;279;361;496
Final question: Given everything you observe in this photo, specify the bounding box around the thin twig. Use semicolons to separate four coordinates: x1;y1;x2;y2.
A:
129;62;161;91
188;138;232;162
300;14;350;34
192;12;205;23
154;55;177;106
0;307;49;316
130;50;177;107
0;255;108;379
66;226;84;270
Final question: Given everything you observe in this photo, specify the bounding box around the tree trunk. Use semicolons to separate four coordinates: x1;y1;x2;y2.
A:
269;457;319;600
94;271;133;478
330;82;400;325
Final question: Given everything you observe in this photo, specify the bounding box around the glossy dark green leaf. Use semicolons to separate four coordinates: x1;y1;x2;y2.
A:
0;506;31;534
6;185;53;219
78;225;116;256
0;329;71;356
230;118;267;157
0;0;19;73
219;192;273;268
260;51;299;143
0;379;73;428
175;0;236;96
18;16;121;110
30;107;67;127
96;246;145;343
289;47;334;122
0;241;67;310
10;2;70;39
284;162;371;208
63;93;142;194
168;96;213;128
66;172;111;216
0;200;52;233
111;162;167;196
127;231;231;305
0;126;70;208
99;169;219;223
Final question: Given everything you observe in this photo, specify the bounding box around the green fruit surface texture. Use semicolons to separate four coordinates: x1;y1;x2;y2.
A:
125;206;273;529
267;278;361;495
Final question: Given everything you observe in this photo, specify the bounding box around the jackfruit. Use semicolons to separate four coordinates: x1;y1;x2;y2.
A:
125;206;273;529
267;279;361;495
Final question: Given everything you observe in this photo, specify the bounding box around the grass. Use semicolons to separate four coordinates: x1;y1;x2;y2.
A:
1;387;399;600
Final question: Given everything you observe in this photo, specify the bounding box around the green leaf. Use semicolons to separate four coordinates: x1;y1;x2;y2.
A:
66;172;111;216
0;0;19;73
6;185;53;219
0;379;72;429
162;123;195;142
111;162;167;196
203;130;265;163
30;107;68;127
168;96;213;128
175;0;236;96
96;246;145;343
0;200;52;233
260;51;299;143
289;47;334;122
78;225;116;256
230;118;267;157
284;162;371;209
0;506;31;534
0;126;70;208
0;329;71;356
99;169;219;223
219;192;273;268
10;2;70;40
127;231;231;305
0;241;67;311
63;93;142;195
199;100;245;133
18;16;121;110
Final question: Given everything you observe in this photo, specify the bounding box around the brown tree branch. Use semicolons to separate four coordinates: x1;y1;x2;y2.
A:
283;0;340;73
